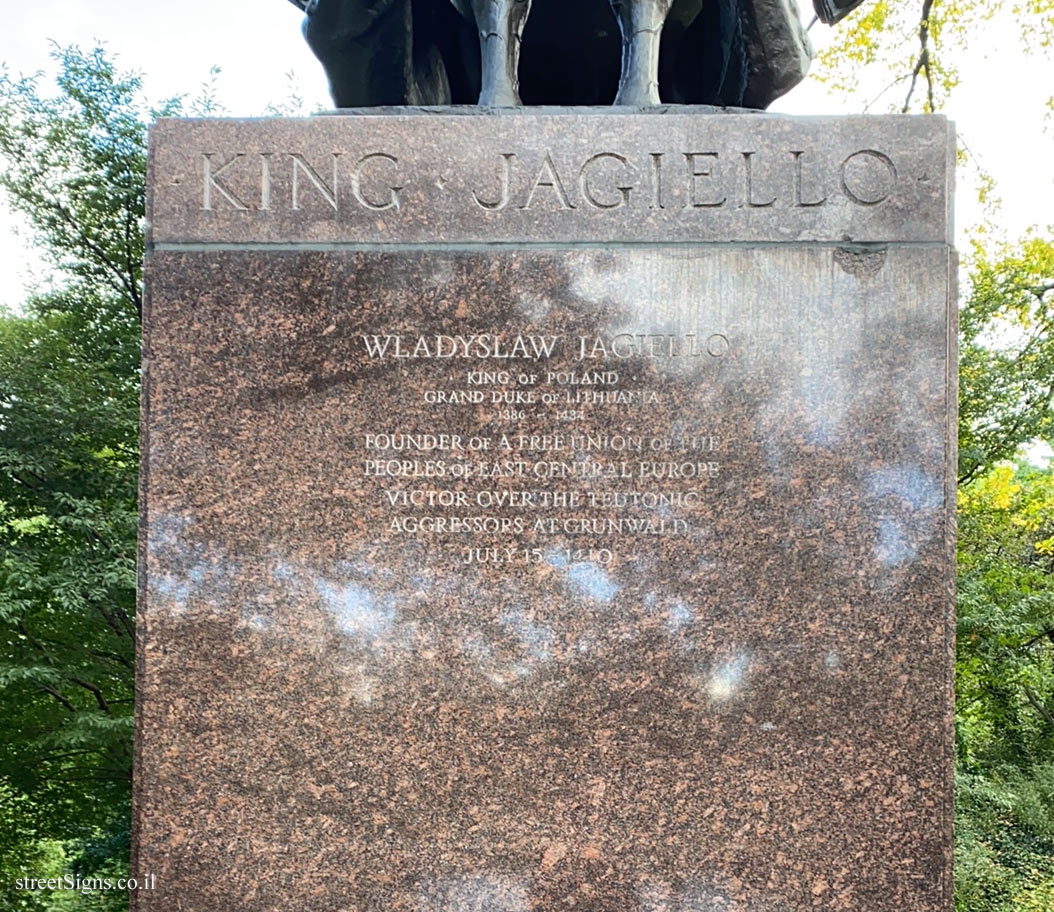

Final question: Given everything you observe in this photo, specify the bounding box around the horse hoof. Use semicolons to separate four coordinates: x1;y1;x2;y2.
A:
478;88;523;107
613;83;661;106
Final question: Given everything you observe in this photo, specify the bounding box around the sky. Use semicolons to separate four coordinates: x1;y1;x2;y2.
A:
0;0;1051;309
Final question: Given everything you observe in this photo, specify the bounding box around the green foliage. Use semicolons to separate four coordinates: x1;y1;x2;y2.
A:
0;785;55;912
263;70;310;116
959;236;1054;482
953;234;1054;908
0;46;158;899
814;0;980;111
1013;0;1054;51
0;787;128;912
955;459;1054;909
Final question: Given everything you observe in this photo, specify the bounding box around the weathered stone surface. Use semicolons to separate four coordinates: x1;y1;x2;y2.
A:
148;112;953;245
136;113;956;912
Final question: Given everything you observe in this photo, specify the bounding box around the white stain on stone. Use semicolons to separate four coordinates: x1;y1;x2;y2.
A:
638;877;749;912
865;464;942;568
570;252;642;310
147;514;208;614
565;561;619;603
874;517;916;567
346;663;377;706
462;608;556;688
516;290;552;321
867;464;942;509
312;578;395;642
666;601;695;633
681;878;741;912
272;561;296;582
704;652;751;701
241;610;273;632
545;547;569;569
461;632;495;664
151;571;195;614
501;607;554;663
797;366;849;449
416;874;530;912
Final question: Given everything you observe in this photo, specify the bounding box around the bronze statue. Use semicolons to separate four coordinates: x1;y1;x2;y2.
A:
290;0;865;109
448;0;532;106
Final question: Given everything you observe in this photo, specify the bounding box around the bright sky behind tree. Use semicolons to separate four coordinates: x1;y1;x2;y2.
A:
0;0;1051;309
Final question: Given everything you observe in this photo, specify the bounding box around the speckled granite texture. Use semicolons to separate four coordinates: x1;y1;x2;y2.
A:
136;114;956;912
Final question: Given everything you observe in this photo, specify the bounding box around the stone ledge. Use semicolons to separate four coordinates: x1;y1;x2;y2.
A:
148;113;954;246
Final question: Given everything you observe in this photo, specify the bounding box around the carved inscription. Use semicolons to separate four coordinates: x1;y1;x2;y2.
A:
357;330;730;565
200;151;402;212
198;147;897;214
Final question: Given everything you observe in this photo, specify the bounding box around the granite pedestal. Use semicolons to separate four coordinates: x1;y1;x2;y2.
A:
136;112;956;912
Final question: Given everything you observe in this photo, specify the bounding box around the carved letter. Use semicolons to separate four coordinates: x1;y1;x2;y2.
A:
259;152;273;211
650;153;665;210
201;153;249;211
579;153;633;210
521;153;575;210
290;153;341;212
791;151;826;207
473;153;515;211
684;153;726;208
706;334;730;358
742;152;776;208
351;153;402;211
840;149;897;206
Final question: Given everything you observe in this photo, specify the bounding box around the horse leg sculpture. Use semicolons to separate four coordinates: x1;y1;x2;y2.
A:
610;0;674;105
451;0;532;106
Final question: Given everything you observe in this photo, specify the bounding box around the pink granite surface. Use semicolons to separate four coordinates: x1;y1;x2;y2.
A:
136;114;955;912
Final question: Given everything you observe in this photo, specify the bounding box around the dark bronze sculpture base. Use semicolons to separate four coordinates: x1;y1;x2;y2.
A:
300;0;813;109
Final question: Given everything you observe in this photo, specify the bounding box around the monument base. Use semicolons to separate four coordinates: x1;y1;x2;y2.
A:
137;111;956;912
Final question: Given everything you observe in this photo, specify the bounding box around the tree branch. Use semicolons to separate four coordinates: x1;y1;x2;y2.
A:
1019;628;1054;651
903;0;936;113
90;648;134;670
39;686;76;713
93;601;134;640
959;383;1054;485
47;197;141;309
122;203;142;319
38;774;132;783
1022;684;1054;730
31;749;110;763
66;677;112;714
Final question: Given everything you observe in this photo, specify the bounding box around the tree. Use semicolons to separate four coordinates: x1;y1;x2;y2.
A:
956;461;1054;909
813;0;1054;114
0;46;171;905
958;237;1054;485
